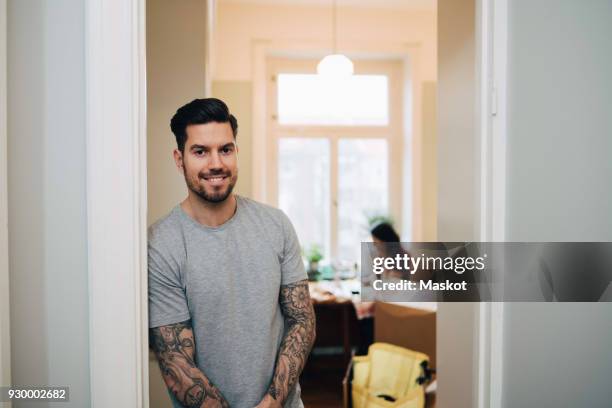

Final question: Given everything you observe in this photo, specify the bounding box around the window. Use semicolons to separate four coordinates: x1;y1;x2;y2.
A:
277;74;389;126
337;139;389;261
278;138;331;260
268;59;403;263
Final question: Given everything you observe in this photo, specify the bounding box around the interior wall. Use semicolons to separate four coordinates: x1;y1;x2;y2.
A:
0;0;10;392
214;2;437;82
147;0;209;406
436;0;478;407
147;0;208;226
421;81;438;241
7;0;90;406
436;0;477;242
212;81;253;199
503;1;612;406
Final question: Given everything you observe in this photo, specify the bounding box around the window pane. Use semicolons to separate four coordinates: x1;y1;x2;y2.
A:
278;138;331;261
277;74;389;126
338;139;389;261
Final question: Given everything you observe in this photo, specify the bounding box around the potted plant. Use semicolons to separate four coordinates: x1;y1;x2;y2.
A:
304;244;324;281
366;213;394;230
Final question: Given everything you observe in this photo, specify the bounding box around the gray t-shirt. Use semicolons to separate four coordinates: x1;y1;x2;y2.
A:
148;196;307;408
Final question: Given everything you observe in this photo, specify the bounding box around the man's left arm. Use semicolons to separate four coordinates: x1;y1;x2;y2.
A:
257;279;316;407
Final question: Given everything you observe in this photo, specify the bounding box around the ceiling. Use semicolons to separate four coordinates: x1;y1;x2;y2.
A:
218;0;436;11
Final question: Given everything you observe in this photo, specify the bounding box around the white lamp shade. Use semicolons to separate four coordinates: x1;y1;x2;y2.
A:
317;54;354;77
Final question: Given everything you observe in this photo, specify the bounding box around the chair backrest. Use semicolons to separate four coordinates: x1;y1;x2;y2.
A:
366;343;429;399
374;302;436;368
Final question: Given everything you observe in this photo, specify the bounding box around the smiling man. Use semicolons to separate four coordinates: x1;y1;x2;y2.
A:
148;98;315;408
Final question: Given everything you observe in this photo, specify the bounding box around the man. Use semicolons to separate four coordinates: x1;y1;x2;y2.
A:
148;98;316;408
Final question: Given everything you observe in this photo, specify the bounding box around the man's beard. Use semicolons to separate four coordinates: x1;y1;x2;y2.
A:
185;171;237;204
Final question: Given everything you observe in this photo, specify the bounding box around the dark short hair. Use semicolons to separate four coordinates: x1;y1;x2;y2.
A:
170;98;238;152
370;222;400;243
371;222;405;260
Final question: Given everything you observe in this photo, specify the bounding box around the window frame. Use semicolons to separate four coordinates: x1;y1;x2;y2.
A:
266;58;404;260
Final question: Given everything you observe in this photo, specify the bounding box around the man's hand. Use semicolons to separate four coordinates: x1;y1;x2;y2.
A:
265;279;316;406
150;320;229;408
253;393;282;408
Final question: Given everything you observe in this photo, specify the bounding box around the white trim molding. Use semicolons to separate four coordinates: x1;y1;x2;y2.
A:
476;0;508;407
0;0;12;402
488;1;508;406
86;0;148;407
490;0;508;243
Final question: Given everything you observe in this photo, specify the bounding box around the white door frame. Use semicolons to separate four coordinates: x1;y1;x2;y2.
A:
85;0;148;407
475;0;508;407
0;0;12;402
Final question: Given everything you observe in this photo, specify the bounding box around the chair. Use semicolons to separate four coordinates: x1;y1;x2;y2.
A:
374;302;436;368
343;343;430;408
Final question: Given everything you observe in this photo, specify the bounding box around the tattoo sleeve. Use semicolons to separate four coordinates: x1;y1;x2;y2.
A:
150;320;229;408
267;279;316;405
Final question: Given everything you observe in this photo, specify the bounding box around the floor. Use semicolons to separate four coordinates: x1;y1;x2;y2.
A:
300;354;346;408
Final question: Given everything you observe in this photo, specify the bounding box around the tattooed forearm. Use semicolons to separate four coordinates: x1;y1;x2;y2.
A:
267;280;316;405
150;320;229;408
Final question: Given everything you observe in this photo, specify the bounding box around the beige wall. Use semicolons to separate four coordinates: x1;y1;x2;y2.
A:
214;2;437;82
147;0;208;226
212;81;254;199
436;0;477;242
147;0;209;406
421;81;438;241
436;0;478;407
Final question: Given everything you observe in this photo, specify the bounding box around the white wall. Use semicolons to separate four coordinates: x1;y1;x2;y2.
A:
0;0;10;395
502;1;612;406
7;0;90;406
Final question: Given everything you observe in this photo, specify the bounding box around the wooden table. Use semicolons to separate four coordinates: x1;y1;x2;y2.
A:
309;280;363;366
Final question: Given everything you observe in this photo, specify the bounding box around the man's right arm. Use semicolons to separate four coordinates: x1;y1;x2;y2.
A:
150;320;229;408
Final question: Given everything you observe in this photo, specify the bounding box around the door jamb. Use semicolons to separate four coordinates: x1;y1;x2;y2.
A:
0;0;12;402
85;0;148;406
476;0;507;407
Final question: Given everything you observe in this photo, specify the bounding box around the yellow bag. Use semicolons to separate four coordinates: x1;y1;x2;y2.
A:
350;343;429;408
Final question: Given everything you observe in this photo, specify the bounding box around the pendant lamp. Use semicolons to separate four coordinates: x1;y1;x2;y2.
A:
317;0;354;77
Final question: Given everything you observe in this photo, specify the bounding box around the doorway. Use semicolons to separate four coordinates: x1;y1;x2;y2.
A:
142;0;503;407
